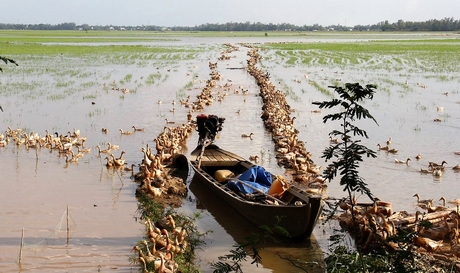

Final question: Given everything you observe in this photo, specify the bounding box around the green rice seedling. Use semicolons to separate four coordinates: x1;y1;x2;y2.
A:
47;94;66;100
309;81;332;96
124;74;133;82
145;73;161;85
81;81;97;88
83;94;97;100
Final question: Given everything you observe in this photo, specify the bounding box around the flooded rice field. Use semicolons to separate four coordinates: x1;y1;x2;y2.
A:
1;33;460;272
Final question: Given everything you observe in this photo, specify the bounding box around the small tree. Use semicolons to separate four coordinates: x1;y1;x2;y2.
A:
313;83;378;272
313;83;378;212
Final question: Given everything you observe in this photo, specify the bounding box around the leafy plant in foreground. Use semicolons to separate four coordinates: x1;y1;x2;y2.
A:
314;83;448;272
313;83;378;221
313;83;378;272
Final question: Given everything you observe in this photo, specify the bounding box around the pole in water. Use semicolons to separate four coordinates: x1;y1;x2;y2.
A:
66;205;69;244
18;228;24;264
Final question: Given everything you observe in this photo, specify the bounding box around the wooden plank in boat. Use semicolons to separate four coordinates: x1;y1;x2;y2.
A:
193;159;239;167
217;149;245;161
205;149;225;161
286;186;312;203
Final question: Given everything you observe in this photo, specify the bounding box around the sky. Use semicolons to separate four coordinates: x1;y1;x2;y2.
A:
2;0;459;27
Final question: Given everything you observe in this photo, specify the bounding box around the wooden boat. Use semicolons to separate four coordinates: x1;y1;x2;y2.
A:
174;114;323;238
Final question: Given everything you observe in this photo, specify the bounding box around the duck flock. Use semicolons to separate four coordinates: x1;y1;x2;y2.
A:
0;127;93;163
245;46;327;193
377;137;460;177
336;192;460;267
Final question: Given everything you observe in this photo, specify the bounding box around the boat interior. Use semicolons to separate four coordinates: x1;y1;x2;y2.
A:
192;157;313;207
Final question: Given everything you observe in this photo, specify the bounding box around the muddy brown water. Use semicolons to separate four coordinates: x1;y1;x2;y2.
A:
1;34;459;272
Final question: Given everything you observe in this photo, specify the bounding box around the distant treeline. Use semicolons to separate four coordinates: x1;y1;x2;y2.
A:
1;17;459;32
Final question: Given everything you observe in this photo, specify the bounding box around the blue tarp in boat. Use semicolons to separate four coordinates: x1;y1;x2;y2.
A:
227;165;273;194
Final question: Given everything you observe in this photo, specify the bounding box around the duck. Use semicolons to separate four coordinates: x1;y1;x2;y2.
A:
132;125;145;132
146;181;163;197
338;198;353;213
72;128;80;138
377;212;396;237
111;151;126;167
119;129;133;135
131;245;156;264
432;169;443;177
249;155;259;162
241;132;254;138
377;143;389;151
425;197;449;213
72;149;84;159
439;196;447;207
140;239;157;259
329;136;340;144
65;153;78;163
386;137;392;146
388;148;398;154
165;118;175;124
96;145;110;154
141;147;152;167
448;198;460;208
415;153;422;160
77;140;91;153
413;193;433;206
429;160;447;169
452;164;460;170
395;158;411;165
101;128;108;134
153;138;164;153
420;168;431;174
365;198;379;215
107;142;119;150
413;236;443;252
305;161;322;175
157;252;174;273
104;156;114;167
124;163;136;172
